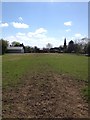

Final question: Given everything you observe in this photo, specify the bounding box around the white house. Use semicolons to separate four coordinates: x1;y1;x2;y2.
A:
7;47;24;53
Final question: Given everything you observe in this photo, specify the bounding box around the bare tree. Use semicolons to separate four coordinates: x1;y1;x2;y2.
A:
46;43;52;49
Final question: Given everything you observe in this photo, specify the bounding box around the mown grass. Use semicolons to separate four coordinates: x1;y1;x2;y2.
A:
2;53;88;88
2;54;36;87
40;53;88;81
2;53;89;99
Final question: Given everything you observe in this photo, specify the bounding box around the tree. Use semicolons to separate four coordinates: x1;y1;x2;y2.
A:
59;45;64;52
83;44;87;54
64;38;66;48
11;41;20;46
46;43;52;49
0;40;1;55
33;46;40;53
63;38;67;52
68;40;74;53
24;46;31;53
0;39;8;54
87;42;90;56
46;43;53;52
74;43;82;54
74;38;89;54
81;37;88;45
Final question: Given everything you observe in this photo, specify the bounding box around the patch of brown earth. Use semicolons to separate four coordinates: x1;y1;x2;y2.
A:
2;71;88;118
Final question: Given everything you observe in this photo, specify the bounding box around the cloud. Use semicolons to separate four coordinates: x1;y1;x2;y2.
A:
65;29;71;32
0;22;9;27
64;21;72;26
4;27;87;48
74;33;82;38
6;28;87;48
27;28;47;38
16;32;26;36
18;17;23;21
12;22;29;28
5;27;62;48
35;28;47;34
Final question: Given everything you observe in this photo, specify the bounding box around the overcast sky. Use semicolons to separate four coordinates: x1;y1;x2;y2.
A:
1;2;88;48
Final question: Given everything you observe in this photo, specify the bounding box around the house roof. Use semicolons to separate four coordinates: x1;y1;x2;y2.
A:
7;47;24;50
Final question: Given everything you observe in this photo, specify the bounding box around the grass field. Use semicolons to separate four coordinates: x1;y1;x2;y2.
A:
2;53;89;118
2;53;89;98
2;53;88;87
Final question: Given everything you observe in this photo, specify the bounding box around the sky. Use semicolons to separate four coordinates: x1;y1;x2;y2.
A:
1;2;88;48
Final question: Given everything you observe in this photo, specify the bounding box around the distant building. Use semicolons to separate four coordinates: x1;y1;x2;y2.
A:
50;47;60;53
7;47;24;53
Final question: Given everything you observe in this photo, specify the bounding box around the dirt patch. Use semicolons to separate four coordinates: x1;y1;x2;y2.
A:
2;70;88;118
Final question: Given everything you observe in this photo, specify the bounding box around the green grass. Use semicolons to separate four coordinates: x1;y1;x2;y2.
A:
2;53;88;88
41;54;88;81
2;53;89;99
82;86;90;101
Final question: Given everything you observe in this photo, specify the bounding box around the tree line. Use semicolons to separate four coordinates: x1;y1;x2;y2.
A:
0;38;90;56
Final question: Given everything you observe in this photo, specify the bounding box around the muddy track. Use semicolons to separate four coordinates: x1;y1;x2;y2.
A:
2;69;88;118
